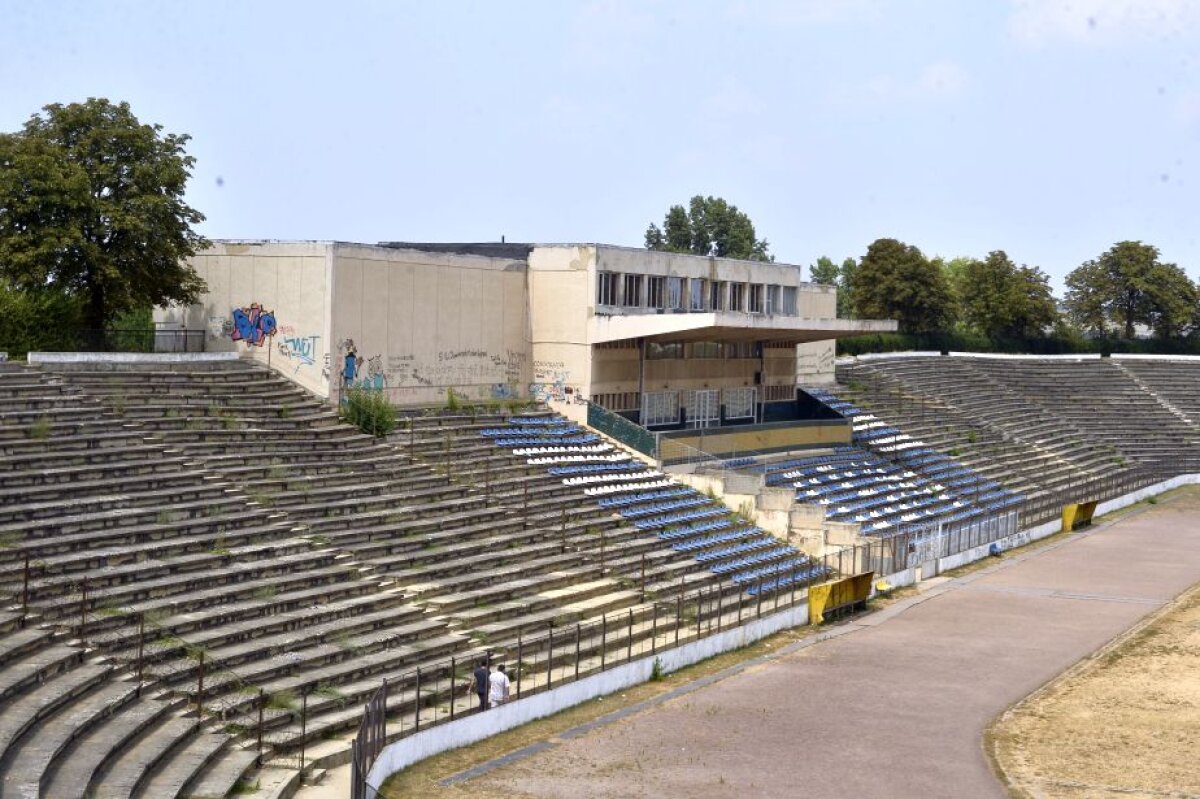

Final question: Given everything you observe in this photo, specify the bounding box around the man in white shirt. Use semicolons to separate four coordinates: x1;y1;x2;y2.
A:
489;664;512;707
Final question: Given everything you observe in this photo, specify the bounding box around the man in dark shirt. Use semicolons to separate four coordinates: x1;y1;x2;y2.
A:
467;658;491;711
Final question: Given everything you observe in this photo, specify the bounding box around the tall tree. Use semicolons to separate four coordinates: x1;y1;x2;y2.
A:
958;251;1058;339
838;256;858;319
809;256;839;286
851;238;953;334
644;195;772;261
0;98;208;330
1064;241;1193;339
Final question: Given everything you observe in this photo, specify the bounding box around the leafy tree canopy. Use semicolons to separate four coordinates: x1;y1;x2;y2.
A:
0;98;208;330
957;251;1058;340
1064;241;1195;339
809;255;858;318
851;238;952;334
645;195;772;261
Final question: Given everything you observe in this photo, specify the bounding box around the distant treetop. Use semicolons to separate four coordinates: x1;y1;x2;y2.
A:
644;195;772;262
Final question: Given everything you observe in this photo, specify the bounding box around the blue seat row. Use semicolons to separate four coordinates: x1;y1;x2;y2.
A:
657;519;746;541
548;462;646;476
597;488;690;508
744;564;831;594
633;507;727;530
671;527;755;552
494;435;599;446
619;497;708;519
711;545;792;575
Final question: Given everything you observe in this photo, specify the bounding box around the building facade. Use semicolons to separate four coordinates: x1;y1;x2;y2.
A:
158;240;894;426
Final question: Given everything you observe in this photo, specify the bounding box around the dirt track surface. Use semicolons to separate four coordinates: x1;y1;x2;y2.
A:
468;493;1200;799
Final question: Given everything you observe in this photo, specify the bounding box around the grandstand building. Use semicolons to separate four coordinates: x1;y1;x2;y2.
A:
158;241;894;431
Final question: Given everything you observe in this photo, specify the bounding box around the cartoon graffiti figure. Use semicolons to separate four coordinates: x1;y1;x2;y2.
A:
341;341;360;388
230;303;277;347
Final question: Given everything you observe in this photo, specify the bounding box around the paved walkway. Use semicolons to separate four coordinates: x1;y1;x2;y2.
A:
453;493;1200;799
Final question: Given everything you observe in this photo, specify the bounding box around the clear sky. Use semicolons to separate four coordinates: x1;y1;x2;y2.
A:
2;0;1197;289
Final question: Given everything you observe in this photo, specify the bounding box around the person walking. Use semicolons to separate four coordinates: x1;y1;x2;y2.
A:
467;658;491;711
489;664;512;707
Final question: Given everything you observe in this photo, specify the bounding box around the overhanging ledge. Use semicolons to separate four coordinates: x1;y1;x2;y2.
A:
588;313;897;344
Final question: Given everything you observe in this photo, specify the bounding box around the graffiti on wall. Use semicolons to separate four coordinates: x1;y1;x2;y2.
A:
230;303;277;347
529;360;573;402
338;339;386;390
276;333;322;375
207;315;233;340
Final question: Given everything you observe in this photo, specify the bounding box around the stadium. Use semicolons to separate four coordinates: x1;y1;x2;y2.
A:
1;241;1198;798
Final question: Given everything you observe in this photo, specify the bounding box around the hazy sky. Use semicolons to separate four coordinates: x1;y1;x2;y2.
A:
2;0;1198;288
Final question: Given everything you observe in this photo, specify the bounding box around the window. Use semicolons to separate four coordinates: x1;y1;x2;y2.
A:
728;283;745;312
748;284;764;313
642;391;680;427
710;281;726;311
688;279;707;311
766;285;781;315
781;286;798;315
593;392;639;411
597;272;619;306
647;276;666;309
728;341;757;359
622;274;644;307
724;387;756;420
646;341;683;359
666;277;685;310
686;341;722;359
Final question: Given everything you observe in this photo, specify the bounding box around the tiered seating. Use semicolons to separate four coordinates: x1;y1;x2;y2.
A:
759;440;1019;534
483;418;829;594
0;360;830;795
827;360;1119;505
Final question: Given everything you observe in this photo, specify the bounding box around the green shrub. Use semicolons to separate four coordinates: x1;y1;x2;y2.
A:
339;387;397;437
446;388;461;412
649;657;665;682
28;416;51;439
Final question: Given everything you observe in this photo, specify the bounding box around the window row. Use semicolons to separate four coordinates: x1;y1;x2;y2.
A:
597;273;799;315
645;341;760;360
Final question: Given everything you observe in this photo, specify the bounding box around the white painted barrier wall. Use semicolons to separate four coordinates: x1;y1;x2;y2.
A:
365;601;810;791
28;352;240;364
364;473;1200;793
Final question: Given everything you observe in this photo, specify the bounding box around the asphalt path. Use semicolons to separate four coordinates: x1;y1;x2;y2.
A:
462;493;1200;799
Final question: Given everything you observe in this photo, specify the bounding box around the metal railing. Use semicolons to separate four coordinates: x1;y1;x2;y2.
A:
64;328;207;353
586;401;658;458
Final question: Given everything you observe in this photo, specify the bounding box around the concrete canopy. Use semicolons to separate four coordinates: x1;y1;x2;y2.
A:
588;312;898;345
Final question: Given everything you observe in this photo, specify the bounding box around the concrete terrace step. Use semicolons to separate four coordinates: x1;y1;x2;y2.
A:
0;644;83;703
0;662;111;768
181;746;260;799
89;714;209;799
0;679;141;799
134;729;232;799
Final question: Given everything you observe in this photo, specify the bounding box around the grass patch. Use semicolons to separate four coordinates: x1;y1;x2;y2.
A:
27;416;51;439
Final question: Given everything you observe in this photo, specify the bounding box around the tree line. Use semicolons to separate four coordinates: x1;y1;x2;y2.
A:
811;238;1198;354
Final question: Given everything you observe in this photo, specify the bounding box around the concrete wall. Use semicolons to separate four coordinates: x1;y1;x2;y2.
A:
527;245;595;402
157;241;334;396
797;341;836;386
329;244;530;405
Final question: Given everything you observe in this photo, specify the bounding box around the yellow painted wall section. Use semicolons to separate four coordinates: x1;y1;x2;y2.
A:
663;421;851;458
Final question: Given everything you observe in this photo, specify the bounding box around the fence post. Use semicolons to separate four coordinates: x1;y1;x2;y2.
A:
600;616;606;670
300;690;307;779
20;552;29;629
546;623;554;690
627;608;633;661
560;508;567;553
449;656;456;720
574;623;581;680
78;578;88;647
414;667;422;731
651;602;658;653
258;686;267;767
715;585;723;631
196;651;205;718
675;592;681;645
695;591;702;637
516;633;523;697
640;552;646;602
136;612;145;695
756;580;763;617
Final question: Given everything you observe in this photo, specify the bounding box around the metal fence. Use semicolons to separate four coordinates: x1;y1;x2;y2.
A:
67;328;206;353
586;401;658;458
352;681;388;799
